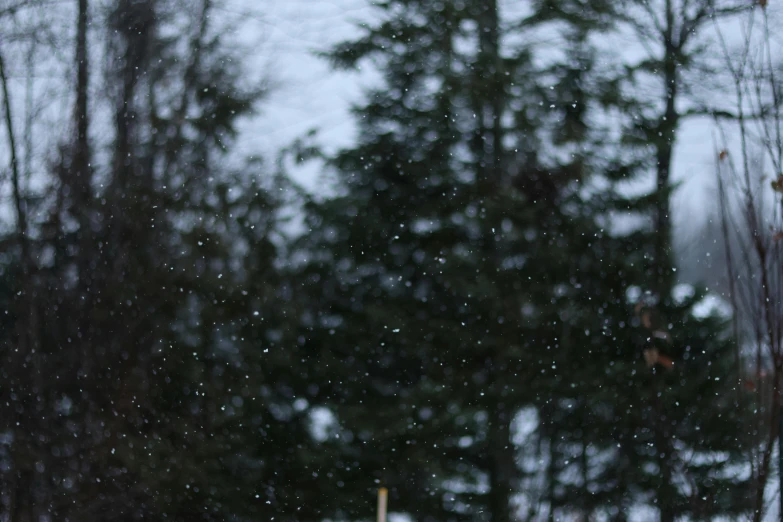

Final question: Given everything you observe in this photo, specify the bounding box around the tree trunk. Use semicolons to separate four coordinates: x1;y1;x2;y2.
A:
478;0;503;182
477;6;514;518
653;5;679;520
652;0;679;296
74;0;90;202
488;405;514;522
73;0;95;383
654;385;676;522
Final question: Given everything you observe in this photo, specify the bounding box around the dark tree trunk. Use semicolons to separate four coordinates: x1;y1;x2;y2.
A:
488;405;514;522
652;4;680;520
478;0;503;183
74;0;90;203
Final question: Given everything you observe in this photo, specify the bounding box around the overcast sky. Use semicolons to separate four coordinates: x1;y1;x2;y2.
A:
241;0;723;242
0;0;736;268
235;0;377;183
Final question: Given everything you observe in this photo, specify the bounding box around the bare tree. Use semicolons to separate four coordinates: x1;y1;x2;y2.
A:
607;3;749;519
713;3;783;519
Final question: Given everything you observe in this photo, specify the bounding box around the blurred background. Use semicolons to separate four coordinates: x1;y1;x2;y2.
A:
0;0;781;520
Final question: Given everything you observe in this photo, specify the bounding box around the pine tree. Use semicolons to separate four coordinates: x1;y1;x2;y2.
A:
542;0;753;518
0;1;321;519
294;0;753;520
292;1;641;520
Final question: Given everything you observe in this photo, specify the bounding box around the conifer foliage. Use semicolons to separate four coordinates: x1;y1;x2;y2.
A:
0;0;756;520
293;1;751;520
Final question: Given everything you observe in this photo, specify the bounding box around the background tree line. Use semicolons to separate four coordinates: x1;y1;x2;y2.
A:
0;0;779;521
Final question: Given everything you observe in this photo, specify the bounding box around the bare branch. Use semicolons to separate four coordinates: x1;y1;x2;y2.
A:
0;43;26;255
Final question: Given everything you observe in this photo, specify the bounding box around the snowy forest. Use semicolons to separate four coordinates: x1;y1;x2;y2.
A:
1;0;783;520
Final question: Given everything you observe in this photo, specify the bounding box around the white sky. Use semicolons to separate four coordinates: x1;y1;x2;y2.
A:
240;0;721;236
0;0;755;269
235;0;379;188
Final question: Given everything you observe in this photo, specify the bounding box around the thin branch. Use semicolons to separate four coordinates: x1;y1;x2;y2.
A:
761;11;783;170
0;43;27;257
681;106;766;120
714;132;743;397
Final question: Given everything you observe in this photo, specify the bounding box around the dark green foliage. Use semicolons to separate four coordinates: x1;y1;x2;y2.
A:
0;1;319;520
0;0;754;521
294;1;618;521
292;1;752;521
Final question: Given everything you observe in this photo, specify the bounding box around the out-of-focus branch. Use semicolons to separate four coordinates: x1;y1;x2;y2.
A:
712;3;783;519
0;44;27;258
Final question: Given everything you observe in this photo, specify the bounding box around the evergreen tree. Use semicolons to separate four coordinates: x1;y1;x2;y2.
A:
293;1;637;520
294;0;752;521
543;0;753;519
0;0;754;520
615;1;751;519
0;1;321;519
